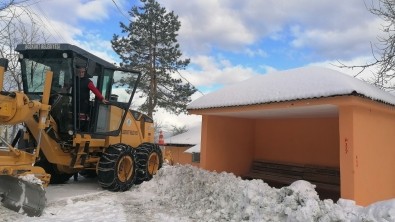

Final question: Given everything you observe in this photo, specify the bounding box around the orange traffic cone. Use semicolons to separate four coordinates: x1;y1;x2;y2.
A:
158;130;164;145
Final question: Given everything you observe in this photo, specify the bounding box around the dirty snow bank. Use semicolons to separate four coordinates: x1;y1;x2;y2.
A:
138;165;395;221
3;164;395;221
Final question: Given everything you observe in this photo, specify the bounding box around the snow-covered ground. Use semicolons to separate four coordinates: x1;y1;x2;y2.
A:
2;165;395;221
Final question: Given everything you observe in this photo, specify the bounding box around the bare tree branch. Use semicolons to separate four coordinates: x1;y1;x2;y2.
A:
337;0;395;91
0;0;49;140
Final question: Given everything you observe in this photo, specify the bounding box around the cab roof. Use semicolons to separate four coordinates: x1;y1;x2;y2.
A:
15;43;117;69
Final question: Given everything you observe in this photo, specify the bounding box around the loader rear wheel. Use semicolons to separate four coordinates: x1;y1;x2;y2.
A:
35;158;73;184
97;143;137;191
135;143;163;184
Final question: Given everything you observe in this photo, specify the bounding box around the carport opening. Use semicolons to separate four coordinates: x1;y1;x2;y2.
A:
245;105;340;201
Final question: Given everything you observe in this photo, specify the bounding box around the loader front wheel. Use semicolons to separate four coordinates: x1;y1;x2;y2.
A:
135;143;163;184
35;157;73;184
97;143;137;191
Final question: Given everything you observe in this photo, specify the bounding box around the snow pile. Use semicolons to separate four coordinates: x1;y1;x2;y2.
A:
19;174;44;186
3;164;395;221
138;165;395;221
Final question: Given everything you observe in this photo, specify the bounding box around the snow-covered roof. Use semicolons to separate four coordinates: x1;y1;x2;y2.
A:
165;124;201;145
184;143;201;153
187;66;395;110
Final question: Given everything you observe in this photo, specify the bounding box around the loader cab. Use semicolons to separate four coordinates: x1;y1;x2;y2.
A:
15;43;142;140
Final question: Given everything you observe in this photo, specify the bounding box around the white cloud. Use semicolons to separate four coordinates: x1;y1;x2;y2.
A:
32;0;114;24
23;0;384;63
290;18;383;60
244;48;268;58
181;55;260;89
75;0;114;21
25;0;385;68
162;0;255;53
74;34;118;64
260;65;278;74
160;0;381;60
23;1;125;65
307;56;379;81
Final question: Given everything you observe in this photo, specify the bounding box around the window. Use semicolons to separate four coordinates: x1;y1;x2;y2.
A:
22;58;71;93
192;152;200;163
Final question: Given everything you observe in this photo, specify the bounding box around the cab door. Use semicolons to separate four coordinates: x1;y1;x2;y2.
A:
90;68;141;137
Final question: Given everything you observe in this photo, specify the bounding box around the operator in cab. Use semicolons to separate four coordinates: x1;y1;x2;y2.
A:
76;65;108;131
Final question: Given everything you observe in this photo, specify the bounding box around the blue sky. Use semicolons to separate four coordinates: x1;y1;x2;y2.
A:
11;0;385;128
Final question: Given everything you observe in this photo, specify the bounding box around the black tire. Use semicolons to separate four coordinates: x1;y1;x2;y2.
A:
135;143;163;184
97;143;137;191
35;158;73;184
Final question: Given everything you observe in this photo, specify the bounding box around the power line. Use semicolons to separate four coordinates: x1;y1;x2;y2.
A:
176;70;204;96
111;0;131;22
32;3;66;42
8;1;63;42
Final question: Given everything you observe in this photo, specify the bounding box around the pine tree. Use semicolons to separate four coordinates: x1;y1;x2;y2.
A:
112;0;196;118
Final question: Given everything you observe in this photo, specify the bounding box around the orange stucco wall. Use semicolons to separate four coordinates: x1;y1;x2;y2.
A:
163;146;199;167
255;117;339;167
338;105;355;202
200;115;255;175
200;115;339;175
339;101;395;205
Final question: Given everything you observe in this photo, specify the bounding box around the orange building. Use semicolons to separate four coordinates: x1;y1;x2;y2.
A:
187;66;395;206
162;125;201;167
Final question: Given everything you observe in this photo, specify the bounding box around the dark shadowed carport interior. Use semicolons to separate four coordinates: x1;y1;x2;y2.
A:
204;103;341;201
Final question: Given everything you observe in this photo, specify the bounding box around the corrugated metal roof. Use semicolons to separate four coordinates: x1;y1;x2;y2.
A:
187;66;395;110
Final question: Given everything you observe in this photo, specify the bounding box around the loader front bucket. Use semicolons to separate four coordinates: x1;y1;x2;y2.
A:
0;175;46;217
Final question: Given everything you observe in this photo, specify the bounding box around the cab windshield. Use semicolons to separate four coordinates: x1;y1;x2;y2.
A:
20;56;72;95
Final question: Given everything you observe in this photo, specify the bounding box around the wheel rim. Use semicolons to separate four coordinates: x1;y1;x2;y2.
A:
147;152;160;175
117;155;133;182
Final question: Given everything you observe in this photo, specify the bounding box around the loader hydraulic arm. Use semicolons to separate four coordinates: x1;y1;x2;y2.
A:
0;92;41;123
0;69;53;162
0;61;52;216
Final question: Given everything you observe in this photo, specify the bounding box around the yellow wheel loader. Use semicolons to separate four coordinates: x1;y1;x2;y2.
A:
0;44;163;216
